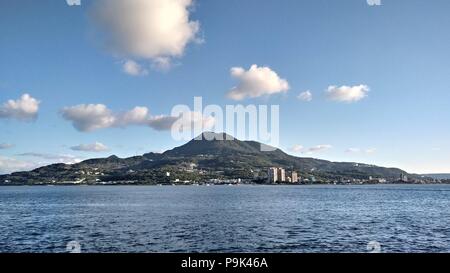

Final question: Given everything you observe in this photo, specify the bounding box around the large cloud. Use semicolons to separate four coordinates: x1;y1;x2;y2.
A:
90;0;200;72
326;85;369;102
227;65;290;100
71;142;109;152
0;94;40;121
60;104;214;133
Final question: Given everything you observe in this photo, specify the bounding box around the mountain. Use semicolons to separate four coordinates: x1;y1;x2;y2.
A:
0;132;423;185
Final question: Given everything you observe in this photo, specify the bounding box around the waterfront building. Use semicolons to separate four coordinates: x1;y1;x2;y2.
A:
268;167;278;183
279;168;286;182
292;172;298;183
268;167;287;183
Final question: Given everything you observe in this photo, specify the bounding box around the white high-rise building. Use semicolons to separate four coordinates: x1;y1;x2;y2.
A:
279;168;286;182
268;167;287;183
268;167;278;183
292;172;298;183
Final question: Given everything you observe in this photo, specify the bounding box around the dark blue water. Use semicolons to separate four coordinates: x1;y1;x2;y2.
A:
0;185;449;253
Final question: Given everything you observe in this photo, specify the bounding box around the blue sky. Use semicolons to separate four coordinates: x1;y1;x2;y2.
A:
1;0;450;174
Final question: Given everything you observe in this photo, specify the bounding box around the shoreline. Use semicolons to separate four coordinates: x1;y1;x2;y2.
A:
1;182;449;187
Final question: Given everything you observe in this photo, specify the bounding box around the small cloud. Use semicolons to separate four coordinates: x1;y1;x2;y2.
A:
290;145;304;153
290;144;332;154
0;94;40;121
71;142;109;152
297;90;312;102
122;60;149;76
0;143;14;150
346;147;376;154
345;148;361;153
227;64;290;100
17;153;82;164
151;57;173;72
1;153;83;174
307;144;332;154
0;156;37;174
326;85;369;103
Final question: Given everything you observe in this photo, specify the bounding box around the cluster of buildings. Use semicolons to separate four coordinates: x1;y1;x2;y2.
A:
268;167;299;183
267;167;412;184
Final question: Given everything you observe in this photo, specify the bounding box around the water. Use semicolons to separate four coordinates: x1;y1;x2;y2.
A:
0;184;449;253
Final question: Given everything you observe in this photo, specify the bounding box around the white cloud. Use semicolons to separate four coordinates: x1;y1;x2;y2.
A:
90;0;200;71
123;60;148;76
346;147;377;154
290;145;304;153
0;153;83;174
290;144;332;154
0;143;14;149
146;115;179;131
306;144;332;154
170;111;216;132
151;57;173;71
345;148;361;153
17;153;82;164
61;103;215;133
61;104;116;132
227;65;290;100
119;106;149;125
0;94;40;121
297;90;312;102
326;85;369;102
0;156;37;175
71;142;109;152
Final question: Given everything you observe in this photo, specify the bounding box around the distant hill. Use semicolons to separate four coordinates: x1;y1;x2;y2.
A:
0;132;422;185
422;173;450;180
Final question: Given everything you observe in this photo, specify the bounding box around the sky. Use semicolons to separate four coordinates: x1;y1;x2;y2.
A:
1;0;450;174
